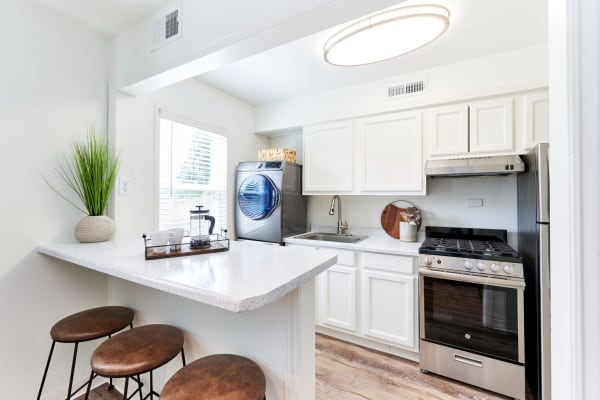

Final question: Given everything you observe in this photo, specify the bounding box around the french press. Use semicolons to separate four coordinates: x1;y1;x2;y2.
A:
189;205;215;249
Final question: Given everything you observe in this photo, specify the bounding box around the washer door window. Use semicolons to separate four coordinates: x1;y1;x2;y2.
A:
238;174;281;220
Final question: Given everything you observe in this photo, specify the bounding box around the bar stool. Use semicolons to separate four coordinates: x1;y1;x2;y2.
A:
161;354;266;400
85;324;186;400
37;306;134;400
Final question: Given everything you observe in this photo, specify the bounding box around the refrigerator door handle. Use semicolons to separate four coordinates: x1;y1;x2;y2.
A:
536;143;550;223
539;223;551;400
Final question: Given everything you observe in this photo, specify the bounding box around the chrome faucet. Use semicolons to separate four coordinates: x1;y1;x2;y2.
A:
329;195;348;234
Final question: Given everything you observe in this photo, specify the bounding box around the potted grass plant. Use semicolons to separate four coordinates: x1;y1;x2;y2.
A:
45;126;120;242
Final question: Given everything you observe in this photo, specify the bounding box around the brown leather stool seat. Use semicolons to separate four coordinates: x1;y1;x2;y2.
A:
161;354;266;400
37;306;134;400
85;324;186;400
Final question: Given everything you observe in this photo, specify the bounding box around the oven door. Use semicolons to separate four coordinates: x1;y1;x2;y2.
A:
419;268;525;364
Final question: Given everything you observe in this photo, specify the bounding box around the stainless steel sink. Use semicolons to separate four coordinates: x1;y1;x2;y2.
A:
294;232;368;244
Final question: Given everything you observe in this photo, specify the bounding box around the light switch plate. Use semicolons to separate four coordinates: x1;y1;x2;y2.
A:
466;198;483;207
119;177;132;195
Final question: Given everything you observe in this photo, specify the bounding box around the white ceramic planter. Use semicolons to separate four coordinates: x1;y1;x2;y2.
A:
74;215;116;243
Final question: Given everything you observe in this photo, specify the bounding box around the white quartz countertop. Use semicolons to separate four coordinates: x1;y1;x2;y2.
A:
285;230;422;256
38;237;337;313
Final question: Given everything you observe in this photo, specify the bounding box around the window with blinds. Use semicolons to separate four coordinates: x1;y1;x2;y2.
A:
158;116;227;233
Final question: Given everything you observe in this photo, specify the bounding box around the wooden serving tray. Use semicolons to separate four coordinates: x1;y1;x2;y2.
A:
143;235;229;260
380;201;422;239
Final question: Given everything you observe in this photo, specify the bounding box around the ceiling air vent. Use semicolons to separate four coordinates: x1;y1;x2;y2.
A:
151;1;182;52
387;80;426;99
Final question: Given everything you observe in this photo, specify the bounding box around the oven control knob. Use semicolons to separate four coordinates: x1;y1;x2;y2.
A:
464;261;473;270
503;264;514;274
490;263;499;272
424;257;433;266
477;262;485;271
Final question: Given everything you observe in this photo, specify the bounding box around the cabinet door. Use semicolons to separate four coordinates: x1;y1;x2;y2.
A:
303;121;354;193
469;98;514;154
429;104;469;157
361;269;415;348
318;264;357;332
524;91;549;148
355;111;423;193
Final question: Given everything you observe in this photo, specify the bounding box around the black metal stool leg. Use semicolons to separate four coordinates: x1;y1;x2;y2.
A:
83;369;94;400
138;374;143;400
37;340;56;400
66;342;79;399
181;348;186;366
107;333;114;390
150;370;154;399
123;377;129;400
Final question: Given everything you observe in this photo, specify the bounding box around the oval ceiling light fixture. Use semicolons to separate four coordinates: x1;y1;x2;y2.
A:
323;4;450;67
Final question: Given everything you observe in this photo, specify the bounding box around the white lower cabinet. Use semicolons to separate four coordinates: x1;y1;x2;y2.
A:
361;269;415;348
316;250;357;332
291;243;418;358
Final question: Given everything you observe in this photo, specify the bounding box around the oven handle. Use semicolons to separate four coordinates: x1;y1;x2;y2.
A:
418;268;526;289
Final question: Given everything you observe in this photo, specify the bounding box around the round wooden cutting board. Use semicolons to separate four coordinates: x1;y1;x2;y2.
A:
380;201;422;239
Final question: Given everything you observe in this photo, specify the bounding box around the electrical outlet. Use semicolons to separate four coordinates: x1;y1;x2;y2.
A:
466;198;483;207
119;177;132;195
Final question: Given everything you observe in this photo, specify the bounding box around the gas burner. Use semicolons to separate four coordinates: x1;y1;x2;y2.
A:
419;226;522;263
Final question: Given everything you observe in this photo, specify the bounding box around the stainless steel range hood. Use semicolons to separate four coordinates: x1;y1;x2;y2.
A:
425;155;525;177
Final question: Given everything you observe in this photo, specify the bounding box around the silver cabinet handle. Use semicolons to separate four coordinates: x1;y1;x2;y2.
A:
454;354;483;368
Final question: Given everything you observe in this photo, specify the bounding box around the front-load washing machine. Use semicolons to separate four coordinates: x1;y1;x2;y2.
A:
235;161;306;244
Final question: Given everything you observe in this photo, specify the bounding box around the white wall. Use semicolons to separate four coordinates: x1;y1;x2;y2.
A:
0;2;109;399
256;44;548;132
112;78;266;237
549;0;600;398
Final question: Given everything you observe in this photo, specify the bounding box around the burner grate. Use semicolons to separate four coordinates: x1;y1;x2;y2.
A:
421;237;519;259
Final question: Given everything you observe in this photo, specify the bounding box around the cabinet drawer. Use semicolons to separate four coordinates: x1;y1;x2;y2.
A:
361;253;415;274
334;249;355;266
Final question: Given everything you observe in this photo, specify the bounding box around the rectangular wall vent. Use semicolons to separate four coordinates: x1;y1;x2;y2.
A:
387;80;426;98
152;1;182;52
164;10;179;39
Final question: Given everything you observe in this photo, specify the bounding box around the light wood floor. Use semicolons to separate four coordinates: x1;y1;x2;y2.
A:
81;333;515;400
316;334;512;400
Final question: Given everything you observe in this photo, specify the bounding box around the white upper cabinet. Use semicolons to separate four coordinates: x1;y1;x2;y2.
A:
429;104;469;157
355;111;423;194
303;112;424;195
469;97;514;154
523;91;549;148
303;120;354;193
427;96;515;158
303;89;547;191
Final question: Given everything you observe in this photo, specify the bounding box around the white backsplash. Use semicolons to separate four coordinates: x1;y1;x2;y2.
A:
307;175;518;248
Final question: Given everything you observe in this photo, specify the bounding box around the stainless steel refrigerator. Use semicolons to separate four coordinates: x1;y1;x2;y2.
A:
517;142;551;400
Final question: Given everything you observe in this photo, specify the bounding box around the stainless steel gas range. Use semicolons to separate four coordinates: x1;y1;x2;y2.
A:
418;226;526;400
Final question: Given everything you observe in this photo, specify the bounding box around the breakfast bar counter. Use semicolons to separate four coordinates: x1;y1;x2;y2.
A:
38;238;337;400
38;237;336;312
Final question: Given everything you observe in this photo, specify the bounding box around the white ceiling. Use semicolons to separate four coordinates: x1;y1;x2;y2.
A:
32;0;548;105
32;0;174;37
198;0;548;105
